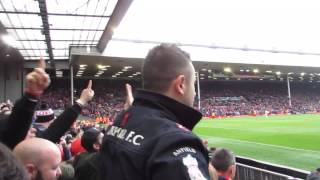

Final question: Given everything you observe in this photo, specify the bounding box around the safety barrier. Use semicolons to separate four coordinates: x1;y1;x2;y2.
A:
235;156;310;180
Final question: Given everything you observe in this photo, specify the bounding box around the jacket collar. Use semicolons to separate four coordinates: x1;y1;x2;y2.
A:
218;175;231;180
133;90;202;130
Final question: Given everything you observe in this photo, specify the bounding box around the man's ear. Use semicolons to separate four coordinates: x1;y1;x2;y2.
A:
173;75;186;95
25;163;38;179
228;164;236;178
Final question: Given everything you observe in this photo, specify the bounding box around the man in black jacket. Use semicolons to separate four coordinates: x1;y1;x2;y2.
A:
0;58;94;149
73;127;103;169
0;59;50;149
35;80;94;144
100;44;210;180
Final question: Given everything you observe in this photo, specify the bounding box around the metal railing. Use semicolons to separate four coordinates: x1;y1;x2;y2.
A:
234;156;310;180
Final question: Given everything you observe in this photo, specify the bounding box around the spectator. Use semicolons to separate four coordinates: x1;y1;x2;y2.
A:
58;161;75;180
73;128;103;167
211;148;236;180
0;58;50;149
209;163;218;180
70;137;86;156
0;142;28;180
13;138;62;180
34;80;94;144
33;103;56;137
80;128;103;153
73;128;103;179
100;44;210;179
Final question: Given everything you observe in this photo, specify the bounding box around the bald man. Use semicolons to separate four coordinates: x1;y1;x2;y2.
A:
13;138;62;180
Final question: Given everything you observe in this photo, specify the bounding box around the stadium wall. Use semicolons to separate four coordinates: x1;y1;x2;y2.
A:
0;62;23;102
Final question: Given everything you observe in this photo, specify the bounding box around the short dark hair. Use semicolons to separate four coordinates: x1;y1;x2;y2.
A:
81;128;101;152
0;142;28;180
142;44;192;93
211;148;235;172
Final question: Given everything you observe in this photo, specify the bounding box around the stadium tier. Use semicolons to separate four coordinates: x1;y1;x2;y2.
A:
39;80;320;121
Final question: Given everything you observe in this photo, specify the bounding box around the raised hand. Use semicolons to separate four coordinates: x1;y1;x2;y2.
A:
202;139;209;149
124;83;134;110
25;58;50;97
79;80;94;105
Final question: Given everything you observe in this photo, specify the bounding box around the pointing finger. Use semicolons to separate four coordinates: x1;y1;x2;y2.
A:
87;80;92;89
37;57;46;69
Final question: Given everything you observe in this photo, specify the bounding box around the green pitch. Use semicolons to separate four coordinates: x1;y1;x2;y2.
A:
193;114;320;171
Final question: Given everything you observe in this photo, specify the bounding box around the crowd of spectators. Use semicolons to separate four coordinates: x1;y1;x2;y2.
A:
200;82;320;117
38;81;320;119
38;80;136;122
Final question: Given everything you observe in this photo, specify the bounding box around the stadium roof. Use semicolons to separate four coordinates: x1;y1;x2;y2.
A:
105;0;320;67
0;0;132;61
32;54;319;83
2;0;320;76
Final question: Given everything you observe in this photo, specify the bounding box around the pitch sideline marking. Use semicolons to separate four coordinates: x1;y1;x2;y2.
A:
199;134;320;154
197;125;319;133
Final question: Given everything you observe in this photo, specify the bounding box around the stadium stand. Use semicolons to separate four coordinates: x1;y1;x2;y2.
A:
40;80;320;119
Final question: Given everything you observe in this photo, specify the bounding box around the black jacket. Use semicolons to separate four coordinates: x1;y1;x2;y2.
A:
73;152;103;180
99;90;210;180
0;92;82;149
39;103;82;143
73;152;92;170
0;94;38;149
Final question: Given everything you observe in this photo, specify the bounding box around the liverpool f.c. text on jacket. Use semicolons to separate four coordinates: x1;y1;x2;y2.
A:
100;90;210;180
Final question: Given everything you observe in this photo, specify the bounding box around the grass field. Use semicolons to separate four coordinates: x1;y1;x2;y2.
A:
193;114;320;171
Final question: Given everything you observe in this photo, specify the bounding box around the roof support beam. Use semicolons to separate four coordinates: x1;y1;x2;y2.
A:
18;48;67;50
6;27;104;31
38;0;54;61
112;38;320;57
18;39;99;42
0;10;110;18
97;0;133;53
